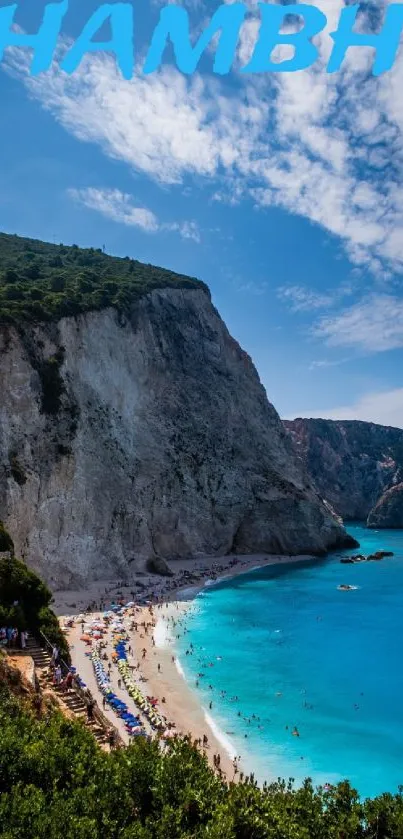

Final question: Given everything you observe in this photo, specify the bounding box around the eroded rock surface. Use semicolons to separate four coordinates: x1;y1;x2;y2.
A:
367;483;403;529
1;289;354;587
284;418;403;522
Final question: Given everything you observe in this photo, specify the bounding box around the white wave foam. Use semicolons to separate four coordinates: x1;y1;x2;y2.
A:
204;711;237;760
176;586;199;599
175;657;186;678
154;618;171;648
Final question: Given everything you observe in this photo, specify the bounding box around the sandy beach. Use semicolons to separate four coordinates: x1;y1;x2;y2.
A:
54;551;318;779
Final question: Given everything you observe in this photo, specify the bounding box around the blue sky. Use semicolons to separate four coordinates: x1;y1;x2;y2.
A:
1;0;403;426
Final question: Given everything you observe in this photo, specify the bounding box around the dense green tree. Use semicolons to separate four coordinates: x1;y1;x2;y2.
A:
1;674;403;839
0;551;69;660
0;232;208;325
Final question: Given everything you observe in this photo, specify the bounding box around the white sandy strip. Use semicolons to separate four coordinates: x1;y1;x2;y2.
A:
203;711;237;761
175;657;186;679
154;617;172;649
152;603;238;766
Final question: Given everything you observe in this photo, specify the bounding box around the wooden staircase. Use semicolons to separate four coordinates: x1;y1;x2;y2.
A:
24;636;109;747
25;637;52;669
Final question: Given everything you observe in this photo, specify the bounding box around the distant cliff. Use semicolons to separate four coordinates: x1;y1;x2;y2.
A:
284;418;403;524
0;234;355;588
367;483;403;529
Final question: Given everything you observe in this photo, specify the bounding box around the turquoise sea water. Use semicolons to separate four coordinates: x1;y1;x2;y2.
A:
176;525;403;798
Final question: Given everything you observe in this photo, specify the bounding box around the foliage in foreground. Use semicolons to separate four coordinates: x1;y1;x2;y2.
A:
0;232;208;325
0;679;403;839
0;550;69;662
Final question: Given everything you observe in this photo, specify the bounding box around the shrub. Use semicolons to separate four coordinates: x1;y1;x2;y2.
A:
0;554;69;662
1;679;403;839
0;521;14;553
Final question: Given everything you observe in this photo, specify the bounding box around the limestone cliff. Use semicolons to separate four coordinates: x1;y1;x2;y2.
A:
284;418;403;523
367;483;403;528
0;289;355;587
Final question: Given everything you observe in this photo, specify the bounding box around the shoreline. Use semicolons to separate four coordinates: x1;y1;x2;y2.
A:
55;551;320;781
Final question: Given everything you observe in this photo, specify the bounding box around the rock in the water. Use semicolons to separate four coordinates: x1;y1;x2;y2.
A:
284;418;403;523
367;483;403;529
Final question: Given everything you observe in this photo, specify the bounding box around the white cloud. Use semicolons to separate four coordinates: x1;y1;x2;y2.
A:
308;358;348;370
174;220;201;242
68;187;200;241
277;285;338;312
5;0;403;274
314;294;403;352
287;388;403;429
237;279;268;295
68;187;159;231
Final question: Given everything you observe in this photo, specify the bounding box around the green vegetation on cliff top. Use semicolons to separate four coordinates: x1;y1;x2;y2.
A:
0;232;208;325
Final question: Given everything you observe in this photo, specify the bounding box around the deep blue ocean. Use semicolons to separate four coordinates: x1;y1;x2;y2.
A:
176;525;403;798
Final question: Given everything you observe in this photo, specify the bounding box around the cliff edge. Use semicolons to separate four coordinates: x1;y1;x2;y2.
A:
284;418;403;524
0;236;354;587
367;483;403;529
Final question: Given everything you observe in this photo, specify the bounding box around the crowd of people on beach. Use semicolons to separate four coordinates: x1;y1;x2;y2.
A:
65;556;260;617
62;585;244;777
57;554;301;779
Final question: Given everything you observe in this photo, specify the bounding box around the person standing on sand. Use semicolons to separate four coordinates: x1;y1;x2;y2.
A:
86;698;95;723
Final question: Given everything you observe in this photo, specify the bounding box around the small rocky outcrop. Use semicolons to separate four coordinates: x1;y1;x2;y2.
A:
367;483;403;529
145;555;174;577
340;551;393;563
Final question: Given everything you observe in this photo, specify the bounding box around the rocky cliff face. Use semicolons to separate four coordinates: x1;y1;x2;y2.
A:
284;418;403;522
367;483;403;528
0;288;354;588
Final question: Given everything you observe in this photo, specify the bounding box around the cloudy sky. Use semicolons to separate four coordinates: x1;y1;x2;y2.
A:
1;0;403;427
